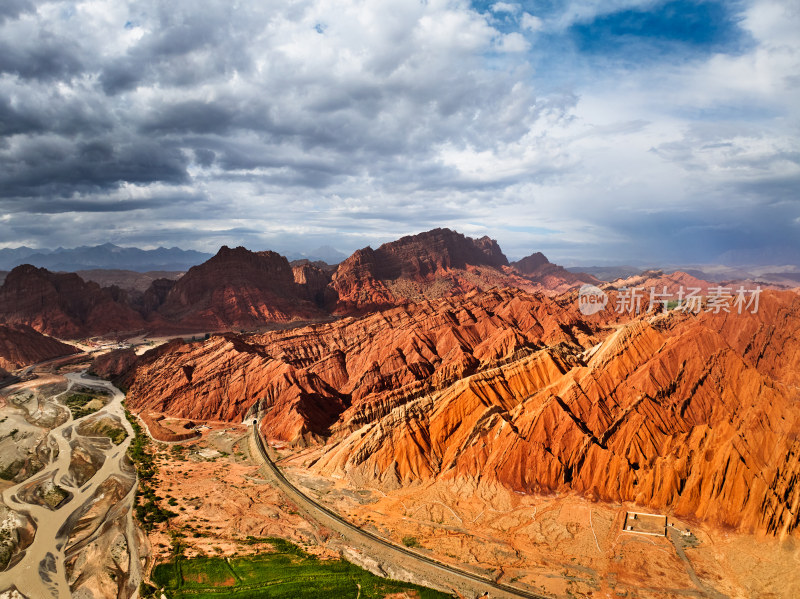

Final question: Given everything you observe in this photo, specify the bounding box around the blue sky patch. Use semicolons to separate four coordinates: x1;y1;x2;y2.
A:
570;1;752;60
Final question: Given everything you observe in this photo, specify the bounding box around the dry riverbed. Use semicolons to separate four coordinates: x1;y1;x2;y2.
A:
0;369;142;599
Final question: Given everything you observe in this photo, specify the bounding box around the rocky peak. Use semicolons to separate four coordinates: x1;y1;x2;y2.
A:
511;252;550;274
0;264;145;337
373;228;509;279
156;245;326;327
206;246;295;279
0;323;80;370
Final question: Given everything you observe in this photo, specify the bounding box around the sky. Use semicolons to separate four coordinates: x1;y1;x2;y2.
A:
0;0;798;265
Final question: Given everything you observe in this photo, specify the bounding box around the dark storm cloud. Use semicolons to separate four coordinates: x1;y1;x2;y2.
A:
0;0;796;265
0;0;553;216
0;36;85;81
0;136;189;198
736;176;800;205
140;100;236;135
99;4;252;95
193;148;216;168
0;0;35;26
0;86;115;139
217;169;340;190
7;197;172;213
212;142;340;174
0;95;41;135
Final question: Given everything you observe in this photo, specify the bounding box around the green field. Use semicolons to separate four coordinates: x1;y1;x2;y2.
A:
64;389;108;419
148;538;454;599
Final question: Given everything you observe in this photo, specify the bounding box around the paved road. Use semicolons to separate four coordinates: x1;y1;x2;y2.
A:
13;352;90;378
250;423;549;599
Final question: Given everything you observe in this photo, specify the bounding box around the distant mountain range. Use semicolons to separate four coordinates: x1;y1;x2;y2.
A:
285;245;348;265
0;243;351;273
0;243;213;272
0;228;599;338
570;263;800;284
3;227;797;339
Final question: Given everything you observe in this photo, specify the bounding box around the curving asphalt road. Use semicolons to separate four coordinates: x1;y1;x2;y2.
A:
250;423;549;599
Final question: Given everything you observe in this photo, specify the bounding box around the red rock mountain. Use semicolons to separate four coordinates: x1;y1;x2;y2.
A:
0;230;711;338
155;246;327;330
511;252;599;292
607;269;713;294
0;248;335;338
0;265;146;338
123;288;800;536
125;290;598;440
90;347;140;384
329;228;545;312
0;323;80;370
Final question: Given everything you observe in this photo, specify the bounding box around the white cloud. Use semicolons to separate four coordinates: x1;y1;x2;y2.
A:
520;13;544;32
491;2;519;15
0;0;796;264
549;0;659;29
495;31;530;53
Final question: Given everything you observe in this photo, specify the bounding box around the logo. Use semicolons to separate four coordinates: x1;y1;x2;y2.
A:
578;284;608;315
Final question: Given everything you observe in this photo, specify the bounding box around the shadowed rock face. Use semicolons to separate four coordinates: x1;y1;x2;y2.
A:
370;228;509;278
125;289;596;441
0;323;79;370
90;348;138;385
156;245;328;329
0;265;146;338
0;249;329;336
124;288;800;536
511;252;599;292
330;228;539;312
292;262;333;306
0;229;627;337
512;252;550;273
138;277;176;313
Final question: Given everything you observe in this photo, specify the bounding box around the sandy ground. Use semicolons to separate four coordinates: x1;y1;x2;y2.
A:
275;446;800;599
141;422;340;571
139;423;800;598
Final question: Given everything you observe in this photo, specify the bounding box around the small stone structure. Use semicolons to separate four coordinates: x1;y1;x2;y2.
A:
622;511;667;536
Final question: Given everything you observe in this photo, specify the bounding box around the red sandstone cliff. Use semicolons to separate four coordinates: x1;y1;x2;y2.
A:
0;265;145;338
90;348;139;386
0;231;662;338
607;269;713;294
124;290;596;441
511;252;599;293
315;290;800;536
329;228;548;312
0;323;80;370
156;246;328;330
123;288;800;536
292;261;333;306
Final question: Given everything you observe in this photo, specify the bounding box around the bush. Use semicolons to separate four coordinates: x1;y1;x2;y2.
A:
402;536;422;548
